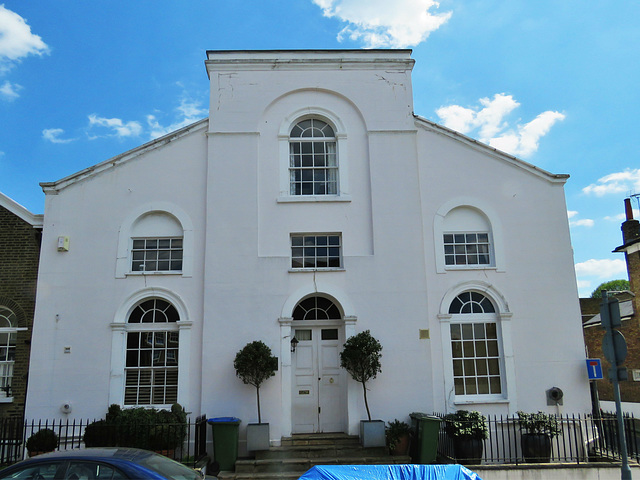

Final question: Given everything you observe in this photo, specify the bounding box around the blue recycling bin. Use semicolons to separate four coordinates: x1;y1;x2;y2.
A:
208;417;241;471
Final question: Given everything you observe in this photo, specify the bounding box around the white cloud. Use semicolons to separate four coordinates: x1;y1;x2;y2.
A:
0;5;49;69
146;97;207;139
576;279;591;290
436;93;565;158
574;258;626;279
314;0;451;48
570;218;594;227
88;114;142;138
567;210;578;219
0;80;21;100
42;128;75;144
605;209;640;222
582;168;640;197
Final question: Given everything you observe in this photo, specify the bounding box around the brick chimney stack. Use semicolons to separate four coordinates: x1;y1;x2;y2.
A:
615;198;640;315
622;198;640;245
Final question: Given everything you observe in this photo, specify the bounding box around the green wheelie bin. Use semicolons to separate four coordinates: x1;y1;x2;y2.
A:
410;413;441;463
208;417;241;471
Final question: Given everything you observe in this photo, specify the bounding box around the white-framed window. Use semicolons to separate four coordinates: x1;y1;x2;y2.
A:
131;238;183;272
434;201;503;273
289;119;338;196
291;234;342;269
124;298;179;406
449;292;503;397
444;232;491;266
115;204;194;278
0;307;17;399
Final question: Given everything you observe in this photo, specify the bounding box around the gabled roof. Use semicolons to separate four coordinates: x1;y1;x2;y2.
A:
413;115;569;184
40;118;208;195
0;191;43;227
583;298;635;328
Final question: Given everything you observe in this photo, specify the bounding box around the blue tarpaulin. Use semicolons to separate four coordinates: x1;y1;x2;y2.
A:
298;464;482;480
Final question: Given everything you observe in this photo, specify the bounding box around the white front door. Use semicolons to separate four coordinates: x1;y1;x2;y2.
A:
292;325;345;433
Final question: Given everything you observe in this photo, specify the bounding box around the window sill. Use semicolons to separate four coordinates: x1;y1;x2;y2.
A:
0;397;13;404
454;397;509;406
126;271;183;277
277;195;352;203
445;266;497;271
289;268;345;273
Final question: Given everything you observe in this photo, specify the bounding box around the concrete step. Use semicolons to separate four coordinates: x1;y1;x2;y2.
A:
256;444;388;460
279;433;359;447
216;433;409;479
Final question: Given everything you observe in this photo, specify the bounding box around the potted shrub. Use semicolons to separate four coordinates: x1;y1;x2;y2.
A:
339;330;384;447
517;411;562;463
234;340;278;451
444;410;488;463
26;428;58;456
386;419;412;456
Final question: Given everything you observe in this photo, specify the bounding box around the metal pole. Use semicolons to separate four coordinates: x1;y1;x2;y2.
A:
612;377;632;479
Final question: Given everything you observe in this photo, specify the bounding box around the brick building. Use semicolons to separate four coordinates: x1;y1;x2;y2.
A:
0;192;42;418
583;197;640;405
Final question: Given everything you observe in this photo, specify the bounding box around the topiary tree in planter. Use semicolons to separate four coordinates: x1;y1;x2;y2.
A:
339;330;382;422
340;330;384;447
234;341;278;424
234;341;279;451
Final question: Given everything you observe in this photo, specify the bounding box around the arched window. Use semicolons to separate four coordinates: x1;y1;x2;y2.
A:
449;292;502;397
443;207;493;267
124;298;179;405
130;213;184;273
293;296;342;321
289;119;338;196
0;307;17;399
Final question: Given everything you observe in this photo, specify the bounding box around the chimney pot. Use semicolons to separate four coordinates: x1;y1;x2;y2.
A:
625;198;634;221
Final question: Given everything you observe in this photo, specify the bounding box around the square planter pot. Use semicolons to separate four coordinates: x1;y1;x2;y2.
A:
360;420;386;447
246;423;270;451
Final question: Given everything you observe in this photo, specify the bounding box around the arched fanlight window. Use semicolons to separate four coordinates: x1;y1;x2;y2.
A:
293;296;341;321
449;291;496;314
289;119;338;196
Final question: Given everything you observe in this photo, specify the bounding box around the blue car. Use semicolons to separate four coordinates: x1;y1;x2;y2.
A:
0;448;209;480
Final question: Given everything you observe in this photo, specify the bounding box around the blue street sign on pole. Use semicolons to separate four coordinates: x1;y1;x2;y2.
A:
586;359;603;380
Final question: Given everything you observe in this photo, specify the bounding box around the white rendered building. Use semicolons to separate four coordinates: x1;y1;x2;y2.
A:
25;50;590;447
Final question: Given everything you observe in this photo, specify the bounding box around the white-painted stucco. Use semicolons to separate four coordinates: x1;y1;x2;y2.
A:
25;50;590;451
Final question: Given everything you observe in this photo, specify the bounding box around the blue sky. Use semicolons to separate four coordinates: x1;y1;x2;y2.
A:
1;1;638;297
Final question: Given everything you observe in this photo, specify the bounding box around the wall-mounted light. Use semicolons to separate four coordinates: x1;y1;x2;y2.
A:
290;336;299;353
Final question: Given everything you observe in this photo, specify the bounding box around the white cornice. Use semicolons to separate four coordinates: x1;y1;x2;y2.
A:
414;115;569;184
40;118;208;195
205;50;414;75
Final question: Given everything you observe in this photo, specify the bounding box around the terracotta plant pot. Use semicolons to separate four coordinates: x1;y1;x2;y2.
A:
390;433;411;456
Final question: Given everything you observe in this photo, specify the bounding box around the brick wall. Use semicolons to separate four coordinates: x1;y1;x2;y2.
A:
0;205;41;418
583;208;640;405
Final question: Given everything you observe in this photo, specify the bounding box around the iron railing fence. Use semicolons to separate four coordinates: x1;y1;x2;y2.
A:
433;412;640;465
3;412;640;467
0;414;208;467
